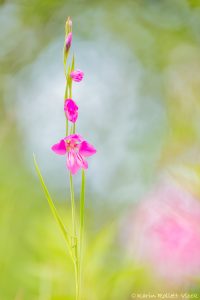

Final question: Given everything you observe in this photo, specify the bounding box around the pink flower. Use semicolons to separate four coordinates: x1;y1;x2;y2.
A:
122;182;200;287
66;32;72;51
70;70;84;82
51;134;96;174
64;99;78;123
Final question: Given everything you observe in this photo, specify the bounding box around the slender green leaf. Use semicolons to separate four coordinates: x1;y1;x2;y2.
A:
33;154;74;261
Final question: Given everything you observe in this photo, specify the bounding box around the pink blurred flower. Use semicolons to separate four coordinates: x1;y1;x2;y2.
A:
122;182;200;287
70;70;84;82
51;134;96;174
64;99;78;123
66;32;72;51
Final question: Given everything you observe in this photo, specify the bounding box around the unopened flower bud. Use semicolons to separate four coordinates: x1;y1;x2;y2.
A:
70;69;84;82
64;98;78;123
65;16;72;34
65;32;72;52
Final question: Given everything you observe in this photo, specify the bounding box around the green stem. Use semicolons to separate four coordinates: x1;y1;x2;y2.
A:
69;81;72;98
69;173;76;237
63;42;69;79
65;68;70;137
66;120;69;136
69;172;80;299
79;170;85;298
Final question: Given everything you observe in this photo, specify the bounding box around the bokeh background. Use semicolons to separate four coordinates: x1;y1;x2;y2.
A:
1;0;200;299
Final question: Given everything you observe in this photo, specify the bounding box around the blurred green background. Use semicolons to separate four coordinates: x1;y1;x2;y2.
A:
1;0;200;299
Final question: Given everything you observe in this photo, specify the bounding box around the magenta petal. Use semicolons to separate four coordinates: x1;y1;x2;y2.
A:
51;139;66;155
65;134;83;142
66;151;80;174
76;153;88;169
79;141;97;157
64;99;78;111
70;111;78;123
64;99;78;123
70;69;84;82
66;32;72;51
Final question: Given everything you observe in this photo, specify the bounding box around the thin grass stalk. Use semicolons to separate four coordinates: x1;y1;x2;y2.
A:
79;170;85;298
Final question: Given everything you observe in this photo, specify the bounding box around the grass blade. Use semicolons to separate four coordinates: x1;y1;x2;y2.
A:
33;154;74;261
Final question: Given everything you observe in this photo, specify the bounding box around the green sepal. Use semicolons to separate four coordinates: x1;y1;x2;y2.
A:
71;54;75;72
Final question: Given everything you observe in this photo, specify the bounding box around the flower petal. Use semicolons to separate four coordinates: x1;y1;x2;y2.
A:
51;139;66;155
79;141;97;157
65;134;83;143
66;151;80;174
64;99;78;123
76;153;88;169
64;99;78;111
70;69;84;82
66;32;72;51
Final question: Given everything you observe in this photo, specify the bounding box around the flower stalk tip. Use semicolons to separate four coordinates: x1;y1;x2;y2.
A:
65;16;72;34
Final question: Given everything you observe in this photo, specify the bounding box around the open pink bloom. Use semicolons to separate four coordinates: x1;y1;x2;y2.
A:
64;99;78;123
122;182;200;287
70;69;84;82
66;32;72;51
51;134;96;174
